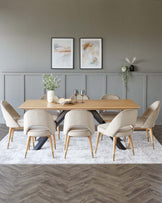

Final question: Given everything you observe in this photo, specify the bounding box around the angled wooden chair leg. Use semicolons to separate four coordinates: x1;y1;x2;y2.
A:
7;128;13;149
95;132;100;154
31;137;35;148
146;128;149;142
25;136;31;158
123;136;126;142
101;134;103;140
149;128;155;150
64;134;68;150
64;136;70;159
57;126;60;140
49;136;54;158
53;134;56;149
11;128;14;142
35;137;36;141
88;136;94;158
128;135;135;155
113;137;117;161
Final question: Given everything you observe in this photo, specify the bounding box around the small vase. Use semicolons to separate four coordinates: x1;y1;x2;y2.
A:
47;90;55;103
129;65;135;71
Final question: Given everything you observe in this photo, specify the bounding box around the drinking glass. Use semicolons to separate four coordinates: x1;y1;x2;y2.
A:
81;89;86;103
73;89;79;103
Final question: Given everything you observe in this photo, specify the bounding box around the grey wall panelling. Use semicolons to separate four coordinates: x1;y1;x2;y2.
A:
107;75;124;99
4;74;24;117
65;75;86;98
0;72;162;124
147;75;162;124
127;75;146;116
25;74;44;100
86;75;106;99
54;74;65;98
0;74;4;123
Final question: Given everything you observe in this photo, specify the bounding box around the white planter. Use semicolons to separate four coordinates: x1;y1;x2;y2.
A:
47;90;55;103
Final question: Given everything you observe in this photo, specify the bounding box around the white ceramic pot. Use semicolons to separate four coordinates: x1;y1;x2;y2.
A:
47;90;55;103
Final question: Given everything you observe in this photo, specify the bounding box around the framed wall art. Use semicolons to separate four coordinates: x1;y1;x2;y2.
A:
51;37;74;69
80;38;103;69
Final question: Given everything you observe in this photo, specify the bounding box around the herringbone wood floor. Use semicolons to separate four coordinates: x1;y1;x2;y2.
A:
0;124;162;203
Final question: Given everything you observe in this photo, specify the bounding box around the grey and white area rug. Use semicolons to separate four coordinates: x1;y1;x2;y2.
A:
0;131;162;164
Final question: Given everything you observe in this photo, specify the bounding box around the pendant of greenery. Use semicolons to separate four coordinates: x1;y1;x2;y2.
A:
42;74;61;90
120;66;130;86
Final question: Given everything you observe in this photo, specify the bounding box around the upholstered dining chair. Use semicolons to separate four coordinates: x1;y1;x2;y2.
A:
100;94;120;140
70;94;90;101
41;94;61;139
100;94;120;121
95;109;137;161
0;101;24;149
64;109;95;159
134;101;160;149
24;109;55;158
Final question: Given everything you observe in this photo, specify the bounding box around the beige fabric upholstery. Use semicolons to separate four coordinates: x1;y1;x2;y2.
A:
64;109;95;136
96;109;137;161
24;109;55;136
64;109;95;159
68;129;91;137
100;112;119;121
98;109;137;137
0;101;23;128
101;94;120;100
135;101;160;128
71;94;89;100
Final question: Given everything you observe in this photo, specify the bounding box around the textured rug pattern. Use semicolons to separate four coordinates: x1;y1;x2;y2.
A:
0;131;161;164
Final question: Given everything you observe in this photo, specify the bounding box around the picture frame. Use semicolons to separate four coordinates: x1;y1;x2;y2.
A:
80;38;103;69
51;37;74;69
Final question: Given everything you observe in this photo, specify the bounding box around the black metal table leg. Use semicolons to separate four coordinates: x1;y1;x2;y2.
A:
89;110;126;150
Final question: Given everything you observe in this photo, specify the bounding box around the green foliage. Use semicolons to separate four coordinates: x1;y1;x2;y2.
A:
120;66;130;86
42;74;61;90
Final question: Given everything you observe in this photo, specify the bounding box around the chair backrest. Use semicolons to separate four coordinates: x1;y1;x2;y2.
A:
101;94;120;100
142;101;160;128
0;101;20;128
64;109;95;135
71;94;89;100
105;109;138;137
24;109;55;135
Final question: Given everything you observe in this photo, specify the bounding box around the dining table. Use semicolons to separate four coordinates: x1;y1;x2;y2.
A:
19;99;140;150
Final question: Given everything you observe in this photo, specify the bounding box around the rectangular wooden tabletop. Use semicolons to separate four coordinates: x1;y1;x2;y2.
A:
19;99;140;110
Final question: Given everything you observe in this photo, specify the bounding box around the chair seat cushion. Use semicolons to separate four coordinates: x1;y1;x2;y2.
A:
16;118;24;127
68;129;91;137
98;123;133;137
100;112;119;121
28;129;51;137
135;117;146;128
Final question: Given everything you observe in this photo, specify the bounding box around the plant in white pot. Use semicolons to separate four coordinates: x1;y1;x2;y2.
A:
42;74;61;103
120;66;130;87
